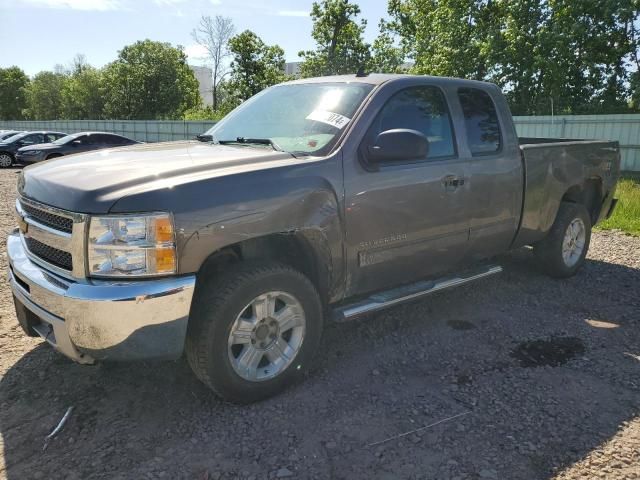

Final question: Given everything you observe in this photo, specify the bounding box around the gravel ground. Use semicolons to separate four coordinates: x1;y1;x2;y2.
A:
0;167;638;480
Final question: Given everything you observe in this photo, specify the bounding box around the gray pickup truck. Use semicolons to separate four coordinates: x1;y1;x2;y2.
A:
7;74;620;403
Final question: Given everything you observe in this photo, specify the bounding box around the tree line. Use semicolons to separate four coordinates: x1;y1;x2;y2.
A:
1;0;639;121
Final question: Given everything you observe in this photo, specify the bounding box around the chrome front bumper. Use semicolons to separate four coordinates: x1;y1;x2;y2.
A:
7;230;196;362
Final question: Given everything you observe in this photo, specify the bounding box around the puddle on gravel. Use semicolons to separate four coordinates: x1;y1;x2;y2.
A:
511;337;585;368
447;320;477;330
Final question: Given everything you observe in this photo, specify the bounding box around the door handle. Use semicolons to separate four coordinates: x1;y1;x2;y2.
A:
441;175;465;191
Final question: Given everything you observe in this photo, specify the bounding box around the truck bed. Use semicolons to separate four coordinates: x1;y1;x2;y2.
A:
512;137;621;248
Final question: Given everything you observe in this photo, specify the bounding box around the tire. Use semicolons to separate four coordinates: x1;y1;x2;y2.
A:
0;152;13;168
534;201;592;278
185;261;323;403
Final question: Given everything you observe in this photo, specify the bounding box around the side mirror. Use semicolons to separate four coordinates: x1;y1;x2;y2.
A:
71;140;82;146
196;134;213;142
367;129;429;163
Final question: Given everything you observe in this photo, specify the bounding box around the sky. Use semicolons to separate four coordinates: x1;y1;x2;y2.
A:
0;0;390;76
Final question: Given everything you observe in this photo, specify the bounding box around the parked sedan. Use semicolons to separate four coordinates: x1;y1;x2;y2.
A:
0;131;67;167
16;131;140;165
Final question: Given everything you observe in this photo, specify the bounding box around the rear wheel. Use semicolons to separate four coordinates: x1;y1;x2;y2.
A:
186;261;323;403
0;153;13;168
534;201;592;278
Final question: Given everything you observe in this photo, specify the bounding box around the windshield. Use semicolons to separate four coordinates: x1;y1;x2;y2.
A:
205;82;375;155
0;131;18;140
3;132;28;143
53;133;80;145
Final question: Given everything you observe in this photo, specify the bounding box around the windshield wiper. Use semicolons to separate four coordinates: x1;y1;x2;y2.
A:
217;137;284;152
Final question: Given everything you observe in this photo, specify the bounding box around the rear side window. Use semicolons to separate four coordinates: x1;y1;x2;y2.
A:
458;88;501;155
107;135;129;145
368;86;456;160
92;134;111;144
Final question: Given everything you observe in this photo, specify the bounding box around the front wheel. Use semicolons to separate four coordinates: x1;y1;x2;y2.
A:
186;262;323;403
534;201;592;278
0;153;13;168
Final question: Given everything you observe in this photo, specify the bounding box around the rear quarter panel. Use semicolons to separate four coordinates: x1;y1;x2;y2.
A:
512;140;620;247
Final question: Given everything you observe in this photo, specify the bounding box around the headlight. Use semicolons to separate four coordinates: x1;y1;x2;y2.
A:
88;213;176;277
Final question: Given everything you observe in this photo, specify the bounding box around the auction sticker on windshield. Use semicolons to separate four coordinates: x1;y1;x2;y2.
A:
306;110;351;129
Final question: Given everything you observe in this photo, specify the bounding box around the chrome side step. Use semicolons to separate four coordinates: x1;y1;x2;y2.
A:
333;265;502;322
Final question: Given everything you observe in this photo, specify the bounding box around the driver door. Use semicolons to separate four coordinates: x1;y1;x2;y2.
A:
344;84;472;296
18;133;45;148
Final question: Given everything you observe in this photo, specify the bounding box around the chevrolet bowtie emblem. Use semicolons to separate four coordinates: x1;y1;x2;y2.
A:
18;216;28;234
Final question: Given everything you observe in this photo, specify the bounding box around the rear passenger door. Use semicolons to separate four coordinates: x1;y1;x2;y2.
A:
457;87;523;260
344;83;472;295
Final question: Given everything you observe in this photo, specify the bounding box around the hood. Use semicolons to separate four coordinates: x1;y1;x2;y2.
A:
19;141;300;213
18;143;58;152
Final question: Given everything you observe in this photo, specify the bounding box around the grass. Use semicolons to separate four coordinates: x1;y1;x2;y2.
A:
597;177;640;236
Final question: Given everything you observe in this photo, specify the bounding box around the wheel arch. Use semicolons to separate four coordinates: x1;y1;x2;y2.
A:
560;176;603;225
194;229;335;307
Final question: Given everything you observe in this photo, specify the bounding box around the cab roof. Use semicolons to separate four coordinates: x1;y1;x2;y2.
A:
284;73;497;90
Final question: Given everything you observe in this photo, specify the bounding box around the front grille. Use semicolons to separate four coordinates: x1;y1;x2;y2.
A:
21;202;73;233
25;237;73;271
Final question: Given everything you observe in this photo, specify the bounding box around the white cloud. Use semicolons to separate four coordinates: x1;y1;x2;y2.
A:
20;0;121;10
277;10;308;17
185;44;209;60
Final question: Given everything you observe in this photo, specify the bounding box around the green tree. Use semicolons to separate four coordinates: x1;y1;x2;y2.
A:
61;66;105;119
24;71;67;120
227;30;287;103
299;0;371;77
369;22;405;73
386;0;493;79
102;40;201;119
0;67;30;120
386;0;640;114
486;0;639;114
482;0;549;115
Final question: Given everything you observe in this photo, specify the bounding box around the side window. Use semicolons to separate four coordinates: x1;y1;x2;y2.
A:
458;88;501;155
106;135;127;145
92;134;110;144
21;134;44;145
45;134;58;142
84;134;100;145
367;86;456;160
